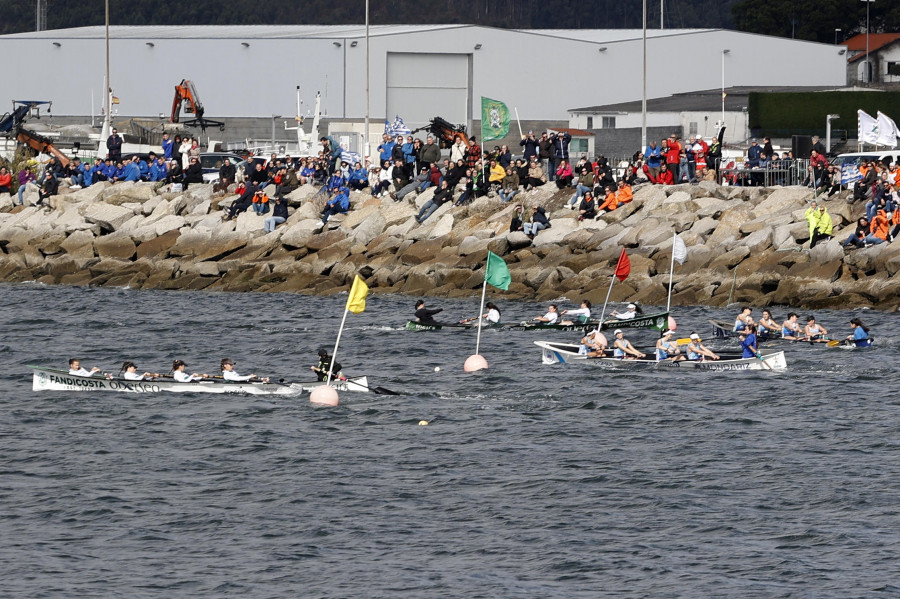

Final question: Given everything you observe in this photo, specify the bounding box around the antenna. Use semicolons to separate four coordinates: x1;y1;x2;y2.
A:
36;0;48;31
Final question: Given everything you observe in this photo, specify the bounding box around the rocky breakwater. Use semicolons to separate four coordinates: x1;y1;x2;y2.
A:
1;178;899;311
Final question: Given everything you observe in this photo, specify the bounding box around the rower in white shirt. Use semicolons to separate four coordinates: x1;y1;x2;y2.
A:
120;361;158;380
221;358;268;383
68;358;100;376
172;360;207;382
560;300;592;324
609;303;637;320
532;304;559;324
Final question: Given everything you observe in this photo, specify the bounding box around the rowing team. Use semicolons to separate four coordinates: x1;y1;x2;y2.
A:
417;298;640;327
579;329;720;361
733;308;872;344
66;349;347;383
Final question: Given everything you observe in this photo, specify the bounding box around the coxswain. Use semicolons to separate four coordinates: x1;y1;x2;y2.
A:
69;358;100;376
221;358;268;382
847;317;872;347
414;300;443;325
311;348;345;382
172;360;207;383
120;361;158;380
738;325;760;359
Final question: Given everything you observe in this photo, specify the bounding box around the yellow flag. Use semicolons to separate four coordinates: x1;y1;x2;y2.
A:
346;274;369;314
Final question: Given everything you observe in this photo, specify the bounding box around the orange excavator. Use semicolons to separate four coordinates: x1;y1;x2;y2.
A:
0;101;70;168
410;116;469;149
170;79;225;132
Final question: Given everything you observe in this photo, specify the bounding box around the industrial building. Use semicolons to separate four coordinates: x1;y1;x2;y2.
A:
2;25;847;133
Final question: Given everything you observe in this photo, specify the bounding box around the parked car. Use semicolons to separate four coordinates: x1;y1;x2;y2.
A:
832;151;900;168
199;152;247;184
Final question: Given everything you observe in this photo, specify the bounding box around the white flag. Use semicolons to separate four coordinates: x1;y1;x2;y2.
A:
858;110;879;145
672;234;687;265
876;111;899;148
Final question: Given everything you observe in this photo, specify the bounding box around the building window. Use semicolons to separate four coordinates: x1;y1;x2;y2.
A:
888;62;900;77
689;121;698;135
586;116;593;129
601;116;616;129
570;138;588;154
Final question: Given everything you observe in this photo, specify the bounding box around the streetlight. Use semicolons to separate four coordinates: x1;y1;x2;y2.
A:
861;0;875;84
721;49;730;125
834;28;841;45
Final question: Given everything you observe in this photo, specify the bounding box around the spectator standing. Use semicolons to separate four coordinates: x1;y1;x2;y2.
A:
664;135;681;181
420;135;441;167
0;167;12;198
549;131;571;183
450;137;466;163
520;131;539;163
465;137;481;169
645;141;662;180
106;127;123;162
377;134;395;164
161;132;174;160
538;132;553;181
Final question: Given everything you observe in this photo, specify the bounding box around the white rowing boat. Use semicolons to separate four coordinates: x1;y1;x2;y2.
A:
29;366;373;395
534;341;787;371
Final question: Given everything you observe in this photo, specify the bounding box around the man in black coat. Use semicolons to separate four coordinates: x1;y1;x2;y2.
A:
106;128;123;162
36;170;58;207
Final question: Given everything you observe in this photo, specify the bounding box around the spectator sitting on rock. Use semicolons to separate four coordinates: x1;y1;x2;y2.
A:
36;170;58;208
865;208;890;246
347;162;368;191
510;204;526;232
487;159;505;192
215;157;236;193
422;163;442;193
277;166;300;196
577;192;597;221
415;180;453;224
149;156;168;183
0;166;11;198
15;165;36;206
111;160;126;182
249;162;269;189
372;161;392;197
853;160;877;203
444;159;466;189
523;206;550;239
166;159;183;187
455;171;474;206
865;183;894;222
264;195;289;233
251;189;270;215
567;167;593;209
65;158;84;189
655;163;674;185
182;156;204;189
806;202;832;248
225;182;256;220
555;159;573;189
843;217;870;249
391;158;410;193
616;180;633;205
524;159;546;191
392;166;429;202
499;167;520;203
123;156;141;182
321;186;350;224
598;185;618;213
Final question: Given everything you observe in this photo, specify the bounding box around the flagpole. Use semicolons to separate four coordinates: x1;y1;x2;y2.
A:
514;107;523;139
326;305;350;385
475;278;488;355
666;232;676;312
599;273;617;324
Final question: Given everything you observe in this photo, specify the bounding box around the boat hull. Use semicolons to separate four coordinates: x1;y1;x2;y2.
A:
30;367;370;395
599;311;670;332
535;342;787;371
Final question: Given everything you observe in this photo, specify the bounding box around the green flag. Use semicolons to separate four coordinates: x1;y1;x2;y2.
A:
485;251;511;290
481;97;511;142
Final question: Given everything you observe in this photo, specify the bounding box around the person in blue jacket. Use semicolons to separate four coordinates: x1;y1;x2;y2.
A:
321;186;350;223
149;156;167;182
738;324;760;359
347;162;369;191
161;132;174;160
122;157;141;182
320;136;342;174
80;160;94;187
846;318;872;347
113;161;127;182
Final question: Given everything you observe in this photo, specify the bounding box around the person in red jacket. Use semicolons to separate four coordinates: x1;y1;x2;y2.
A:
656;163;675;185
664;134;681;182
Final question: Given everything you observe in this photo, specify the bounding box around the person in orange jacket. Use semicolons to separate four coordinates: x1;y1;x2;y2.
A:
616;180;633;204
598;185;618;212
865;209;890;245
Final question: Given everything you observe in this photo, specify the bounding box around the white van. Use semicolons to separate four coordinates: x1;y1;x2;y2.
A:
832;150;900;168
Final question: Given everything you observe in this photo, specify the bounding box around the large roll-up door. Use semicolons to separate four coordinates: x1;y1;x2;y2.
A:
386;52;470;130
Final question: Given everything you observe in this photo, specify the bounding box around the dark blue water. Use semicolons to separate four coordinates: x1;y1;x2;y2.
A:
2;283;899;598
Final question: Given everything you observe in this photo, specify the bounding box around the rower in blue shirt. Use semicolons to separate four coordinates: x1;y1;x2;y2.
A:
847;317;872;348
739;324;760;359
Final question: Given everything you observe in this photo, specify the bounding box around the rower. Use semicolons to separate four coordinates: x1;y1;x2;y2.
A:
609;303;637;320
655;329;685;361
804;315;829;342
482;302;501;324
612;329;645;360
580;328;607;357
733;307;755;332
847;317;872;347
69;358;100;376
532;304;559;324
738;325;760;359
686;333;720;361
311;348;346;382
221;358;268;383
414;300;443;325
120;361;158;380
781;312;802;340
757;309;780;340
560;300;592;325
172;360;207;382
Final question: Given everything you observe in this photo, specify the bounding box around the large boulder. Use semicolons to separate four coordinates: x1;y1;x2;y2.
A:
83;203;135;232
94;233;137;260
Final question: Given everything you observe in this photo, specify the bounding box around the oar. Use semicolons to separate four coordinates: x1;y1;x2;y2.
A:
827;340;841;347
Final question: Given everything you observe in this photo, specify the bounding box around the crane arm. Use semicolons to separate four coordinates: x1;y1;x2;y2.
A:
15;127;70;168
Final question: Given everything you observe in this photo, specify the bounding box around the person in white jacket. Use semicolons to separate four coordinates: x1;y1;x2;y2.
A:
221;358;267;382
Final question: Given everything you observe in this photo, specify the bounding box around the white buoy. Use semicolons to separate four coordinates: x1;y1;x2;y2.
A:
310;385;339;406
464;354;488;372
434;366;440;372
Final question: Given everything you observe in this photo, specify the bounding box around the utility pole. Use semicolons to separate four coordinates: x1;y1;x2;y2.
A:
36;0;48;31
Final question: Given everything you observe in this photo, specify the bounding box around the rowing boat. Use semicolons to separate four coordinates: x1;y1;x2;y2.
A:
534;341;787;371
709;319;873;348
404;320;490;331
405;319;592;333
29;366;373;395
599;311;670;331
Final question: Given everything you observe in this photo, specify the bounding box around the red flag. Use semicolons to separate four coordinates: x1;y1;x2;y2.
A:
614;248;630;282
